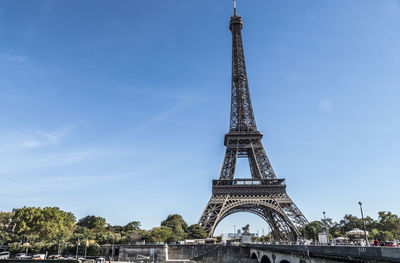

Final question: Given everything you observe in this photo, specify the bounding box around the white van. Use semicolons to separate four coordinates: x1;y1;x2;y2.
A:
0;252;10;259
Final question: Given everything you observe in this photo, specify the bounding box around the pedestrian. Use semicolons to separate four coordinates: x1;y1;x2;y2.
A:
374;239;379;246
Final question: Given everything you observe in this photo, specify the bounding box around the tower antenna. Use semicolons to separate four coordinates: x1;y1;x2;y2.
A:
233;0;237;16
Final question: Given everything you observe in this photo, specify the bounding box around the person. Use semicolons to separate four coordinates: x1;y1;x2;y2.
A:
374;239;379;246
380;241;385;246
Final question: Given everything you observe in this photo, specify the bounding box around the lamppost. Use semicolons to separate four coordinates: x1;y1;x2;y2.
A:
358;201;369;246
323;211;329;244
84;239;88;259
75;239;80;259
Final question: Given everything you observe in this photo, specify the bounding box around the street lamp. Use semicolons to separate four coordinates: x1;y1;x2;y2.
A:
75;239;80;259
323;211;329;244
358;201;370;246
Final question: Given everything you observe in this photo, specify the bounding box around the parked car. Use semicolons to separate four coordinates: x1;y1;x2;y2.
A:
15;253;32;259
0;251;10;259
48;255;61;260
32;254;46;260
384;241;397;247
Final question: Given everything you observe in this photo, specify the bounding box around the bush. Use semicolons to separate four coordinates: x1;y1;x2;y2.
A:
8;242;21;254
31;242;45;254
87;243;101;256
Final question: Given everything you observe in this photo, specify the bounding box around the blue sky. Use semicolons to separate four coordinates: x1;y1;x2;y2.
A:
0;0;400;235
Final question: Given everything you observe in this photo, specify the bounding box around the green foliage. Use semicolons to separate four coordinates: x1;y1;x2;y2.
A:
31;242;45;254
187;224;207;239
148;226;173;242
124;221;141;232
121;230;144;244
377;212;400;232
86;243;101;256
304;221;323;240
303;212;400;242
77;216;106;230
161;214;188;242
8;242;21;254
338;214;362;233
12;207;76;242
0;212;12;245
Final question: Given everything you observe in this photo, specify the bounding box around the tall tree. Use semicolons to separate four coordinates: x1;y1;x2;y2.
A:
77;216;106;230
187;224;207;239
0;212;12;244
161;214;188;241
149;226;173;242
304;221;323;241
12;207;76;242
338;214;362;232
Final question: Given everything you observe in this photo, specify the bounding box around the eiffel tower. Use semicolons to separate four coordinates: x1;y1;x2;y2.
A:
198;1;308;241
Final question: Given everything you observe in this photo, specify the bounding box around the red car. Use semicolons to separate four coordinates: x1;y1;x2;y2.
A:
384;241;397;247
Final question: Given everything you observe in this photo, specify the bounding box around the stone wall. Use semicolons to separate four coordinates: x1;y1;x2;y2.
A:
167;244;251;263
117;244;166;262
116;244;253;263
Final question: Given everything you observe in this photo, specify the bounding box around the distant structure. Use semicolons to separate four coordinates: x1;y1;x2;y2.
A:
198;1;308;241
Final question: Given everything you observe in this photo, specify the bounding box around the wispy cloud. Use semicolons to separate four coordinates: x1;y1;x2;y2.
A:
1;125;74;150
0;51;28;63
0;124;111;174
0;145;109;174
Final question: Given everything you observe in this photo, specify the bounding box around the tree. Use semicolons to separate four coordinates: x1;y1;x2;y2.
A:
11;207;76;242
161;214;188;241
77;216;106;230
338;214;362;233
40;207;76;241
376;211;400;240
364;216;377;232
0;212;12;245
86;243;101;256
122;230;143;243
304;221;323;241
124;221;141;232
187;224;207;239
149;226;173;242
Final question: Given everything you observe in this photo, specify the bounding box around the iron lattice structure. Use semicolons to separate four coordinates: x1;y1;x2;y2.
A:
199;6;308;241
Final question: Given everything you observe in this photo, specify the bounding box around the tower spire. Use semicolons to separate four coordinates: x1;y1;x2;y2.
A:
229;4;256;133
233;0;237;16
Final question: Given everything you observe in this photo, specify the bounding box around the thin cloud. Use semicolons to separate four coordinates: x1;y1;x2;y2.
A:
0;125;75;150
0;148;110;174
0;52;28;63
0;125;112;174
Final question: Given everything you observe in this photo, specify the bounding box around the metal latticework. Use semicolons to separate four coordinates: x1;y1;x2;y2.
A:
199;7;308;241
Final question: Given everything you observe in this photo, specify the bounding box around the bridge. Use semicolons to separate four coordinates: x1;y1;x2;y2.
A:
104;243;400;263
248;244;400;263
